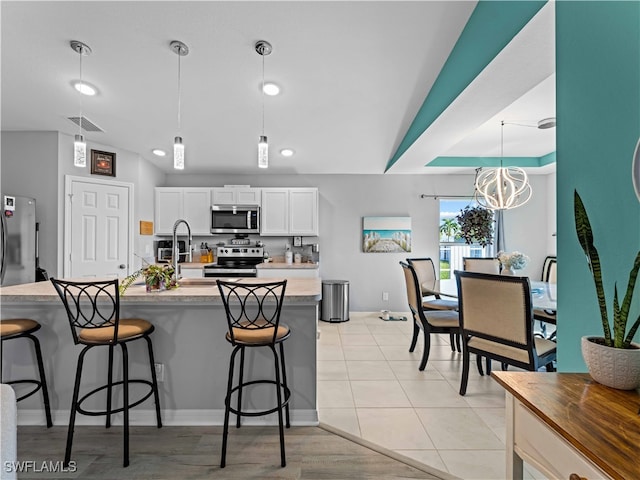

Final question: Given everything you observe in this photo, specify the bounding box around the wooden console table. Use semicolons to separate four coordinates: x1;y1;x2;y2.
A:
492;372;639;480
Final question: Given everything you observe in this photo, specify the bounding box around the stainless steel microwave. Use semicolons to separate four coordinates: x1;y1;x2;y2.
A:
211;205;260;234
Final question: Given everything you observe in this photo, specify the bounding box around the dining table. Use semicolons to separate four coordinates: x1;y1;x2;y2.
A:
429;278;557;321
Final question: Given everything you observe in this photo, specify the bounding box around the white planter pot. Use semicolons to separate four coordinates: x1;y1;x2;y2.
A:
581;336;640;390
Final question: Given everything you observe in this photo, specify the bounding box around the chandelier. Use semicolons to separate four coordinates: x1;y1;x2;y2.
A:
474;121;532;210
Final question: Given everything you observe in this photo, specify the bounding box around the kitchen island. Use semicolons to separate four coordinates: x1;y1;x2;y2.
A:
0;277;321;427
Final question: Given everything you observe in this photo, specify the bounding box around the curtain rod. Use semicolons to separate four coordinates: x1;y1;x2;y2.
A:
419;194;472;199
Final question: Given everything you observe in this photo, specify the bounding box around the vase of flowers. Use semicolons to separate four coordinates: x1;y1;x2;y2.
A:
119;262;177;295
497;251;529;275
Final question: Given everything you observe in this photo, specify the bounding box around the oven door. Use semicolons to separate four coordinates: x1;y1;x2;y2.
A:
210;206;260;234
203;267;257;278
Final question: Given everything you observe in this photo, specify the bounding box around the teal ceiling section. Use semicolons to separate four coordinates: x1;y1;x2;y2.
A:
427;152;556;168
385;0;547;172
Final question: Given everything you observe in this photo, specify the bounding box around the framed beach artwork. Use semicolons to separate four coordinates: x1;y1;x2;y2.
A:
363;216;412;253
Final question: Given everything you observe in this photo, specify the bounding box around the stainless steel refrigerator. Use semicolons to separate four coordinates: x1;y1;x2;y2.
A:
1;195;36;286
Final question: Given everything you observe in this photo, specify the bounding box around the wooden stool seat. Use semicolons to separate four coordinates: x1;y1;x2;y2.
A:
0;318;53;427
1;319;40;337
79;318;153;344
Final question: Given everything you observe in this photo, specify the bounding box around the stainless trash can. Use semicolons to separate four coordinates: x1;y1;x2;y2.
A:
320;280;350;322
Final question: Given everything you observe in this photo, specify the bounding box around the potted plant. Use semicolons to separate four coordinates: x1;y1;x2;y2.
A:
456;205;494;247
119;262;177;295
574;190;640;389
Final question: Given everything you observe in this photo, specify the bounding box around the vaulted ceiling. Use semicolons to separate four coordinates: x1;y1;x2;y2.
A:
1;1;555;175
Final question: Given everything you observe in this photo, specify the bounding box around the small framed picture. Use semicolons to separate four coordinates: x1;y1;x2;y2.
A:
91;150;116;177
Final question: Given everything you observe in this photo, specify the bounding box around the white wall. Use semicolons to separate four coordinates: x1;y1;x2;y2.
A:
2;131;165;277
1;131;59;278
166;173;553;311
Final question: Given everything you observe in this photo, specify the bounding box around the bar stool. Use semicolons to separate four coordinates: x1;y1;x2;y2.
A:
217;279;290;468
50;278;162;468
0;319;53;427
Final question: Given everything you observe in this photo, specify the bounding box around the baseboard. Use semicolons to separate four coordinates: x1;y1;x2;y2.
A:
17;409;319;427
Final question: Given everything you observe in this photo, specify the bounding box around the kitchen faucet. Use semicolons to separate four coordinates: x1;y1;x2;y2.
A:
172;219;192;283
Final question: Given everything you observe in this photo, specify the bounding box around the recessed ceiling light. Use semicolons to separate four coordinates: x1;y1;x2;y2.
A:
280;148;295;157
152;149;166;157
73;81;97;96
263;82;280;96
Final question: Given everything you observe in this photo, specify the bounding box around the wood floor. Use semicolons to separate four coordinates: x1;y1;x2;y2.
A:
15;425;452;479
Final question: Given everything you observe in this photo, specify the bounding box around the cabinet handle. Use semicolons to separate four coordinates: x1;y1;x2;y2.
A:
569;474;587;480
119;264;126;269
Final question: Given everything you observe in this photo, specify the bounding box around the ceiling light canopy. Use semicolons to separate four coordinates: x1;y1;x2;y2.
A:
70;40;91;168
256;40;272;169
474;121;532;210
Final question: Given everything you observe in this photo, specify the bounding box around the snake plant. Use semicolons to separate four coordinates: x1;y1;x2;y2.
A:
574;190;640;348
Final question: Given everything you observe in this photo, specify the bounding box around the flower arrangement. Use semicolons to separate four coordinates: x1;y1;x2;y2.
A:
119;261;177;295
497;251;529;270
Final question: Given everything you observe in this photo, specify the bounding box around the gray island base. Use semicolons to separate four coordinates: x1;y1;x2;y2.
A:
0;277;321;427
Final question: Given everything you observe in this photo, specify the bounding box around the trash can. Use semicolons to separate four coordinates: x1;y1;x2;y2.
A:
320;280;350;323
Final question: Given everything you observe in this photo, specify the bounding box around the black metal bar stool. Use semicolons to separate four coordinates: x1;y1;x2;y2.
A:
50;278;162;468
217;279;291;468
0;319;53;427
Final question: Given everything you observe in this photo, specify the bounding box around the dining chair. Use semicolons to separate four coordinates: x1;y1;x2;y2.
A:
400;262;460;371
406;257;460;352
534;255;557;339
454;271;557;396
462;257;501;274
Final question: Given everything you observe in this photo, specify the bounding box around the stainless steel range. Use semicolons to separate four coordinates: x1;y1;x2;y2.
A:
203;245;264;278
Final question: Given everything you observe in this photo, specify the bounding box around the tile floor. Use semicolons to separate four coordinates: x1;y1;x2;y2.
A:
317;311;545;480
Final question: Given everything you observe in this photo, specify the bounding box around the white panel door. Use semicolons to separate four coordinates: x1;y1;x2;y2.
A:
289;188;318;235
70;181;130;278
261;188;289;235
183;188;211;234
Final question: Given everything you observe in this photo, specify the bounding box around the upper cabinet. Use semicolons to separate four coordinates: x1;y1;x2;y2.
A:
261;188;318;236
155;187;212;235
212;187;262;206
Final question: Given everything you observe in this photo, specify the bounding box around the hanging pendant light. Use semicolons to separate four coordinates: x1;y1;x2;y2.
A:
171;41;189;170
474;121;532;210
70;40;91;167
255;40;272;169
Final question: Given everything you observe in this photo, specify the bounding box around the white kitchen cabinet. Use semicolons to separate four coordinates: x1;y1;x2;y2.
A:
289;188;319;236
212;187;262;206
155;187;212;235
261;188;289;235
179;266;203;278
260;188;318;236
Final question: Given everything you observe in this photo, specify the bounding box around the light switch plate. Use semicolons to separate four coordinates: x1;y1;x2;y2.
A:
293;236;302;247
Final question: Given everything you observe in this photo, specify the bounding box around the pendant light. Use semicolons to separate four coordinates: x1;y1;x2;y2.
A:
255;40;272;169
474;121;532;210
70;40;91;167
171;41;189;170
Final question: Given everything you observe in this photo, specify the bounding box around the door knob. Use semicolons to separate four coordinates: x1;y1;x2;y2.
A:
119;264;126;269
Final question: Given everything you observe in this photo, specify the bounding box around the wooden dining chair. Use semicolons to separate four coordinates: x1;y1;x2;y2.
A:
454;271;557;396
406;258;460;352
534;256;557;339
462;257;501;274
400;262;460;371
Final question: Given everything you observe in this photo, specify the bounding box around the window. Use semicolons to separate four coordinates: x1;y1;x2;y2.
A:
439;199;494;280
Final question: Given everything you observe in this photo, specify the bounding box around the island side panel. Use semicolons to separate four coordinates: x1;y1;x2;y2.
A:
0;299;318;426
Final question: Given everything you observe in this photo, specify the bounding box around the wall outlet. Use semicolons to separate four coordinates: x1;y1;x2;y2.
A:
382;291;389;301
154;363;165;382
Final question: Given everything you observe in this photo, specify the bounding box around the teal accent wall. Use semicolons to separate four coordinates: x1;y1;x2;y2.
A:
386;0;547;171
556;2;640;371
